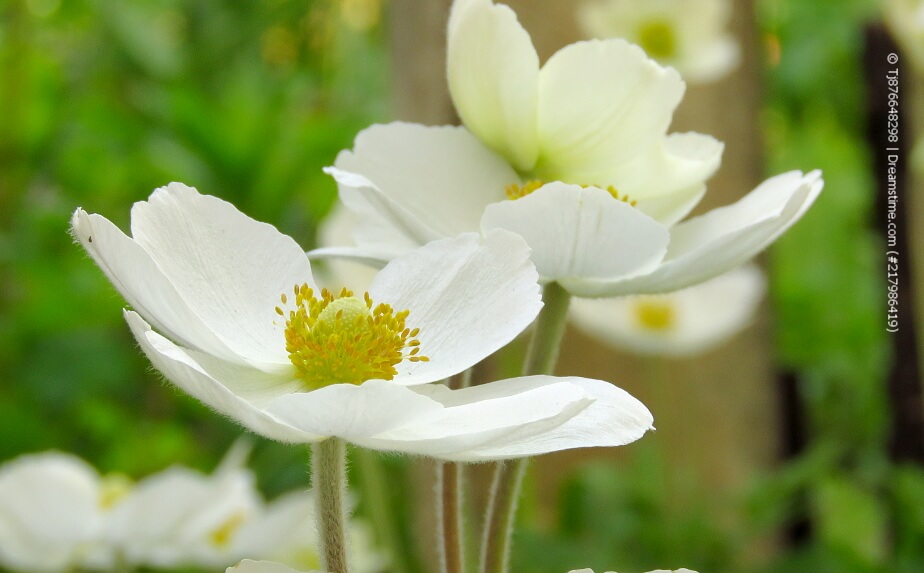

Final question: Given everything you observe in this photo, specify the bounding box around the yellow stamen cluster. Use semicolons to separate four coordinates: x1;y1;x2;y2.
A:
637;19;678;61
633;299;677;332
505;180;637;206
277;285;428;390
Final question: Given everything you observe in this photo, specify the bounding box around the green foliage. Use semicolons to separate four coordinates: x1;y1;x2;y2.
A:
0;0;386;481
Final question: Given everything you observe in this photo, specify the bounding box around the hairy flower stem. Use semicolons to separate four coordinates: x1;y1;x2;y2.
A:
313;438;350;573
480;282;572;573
437;461;467;573
437;369;475;573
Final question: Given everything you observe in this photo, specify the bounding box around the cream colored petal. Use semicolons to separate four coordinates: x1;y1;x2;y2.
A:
448;0;540;171
535;39;685;184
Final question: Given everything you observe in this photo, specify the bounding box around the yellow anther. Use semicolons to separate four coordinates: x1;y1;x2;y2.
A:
280;285;429;390
633;299;677;332
505;180;637;206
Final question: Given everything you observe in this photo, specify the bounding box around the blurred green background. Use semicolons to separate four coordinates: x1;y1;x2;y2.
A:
0;0;921;572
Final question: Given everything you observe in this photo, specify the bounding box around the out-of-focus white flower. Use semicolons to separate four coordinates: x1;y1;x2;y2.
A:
322;0;822;298
578;0;739;84
570;264;765;356
0;453;113;572
73;184;653;461
231;490;385;573
884;0;924;72
103;457;260;568
228;559;324;573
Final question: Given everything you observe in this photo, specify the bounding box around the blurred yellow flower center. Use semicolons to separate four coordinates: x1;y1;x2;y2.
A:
633;299;677;331
505;180;637;205
98;474;133;510
637;19;678;60
277;285;428;390
209;511;248;547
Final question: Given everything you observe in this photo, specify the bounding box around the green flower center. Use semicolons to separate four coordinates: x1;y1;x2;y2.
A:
637;19;678;61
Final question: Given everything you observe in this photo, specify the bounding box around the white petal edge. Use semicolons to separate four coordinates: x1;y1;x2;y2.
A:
448;0;540;171
267;376;600;461
369;230;543;386
332;123;519;239
326;166;444;252
124;311;323;444
72;208;247;366
128;183;316;369
572;170;824;296
480;184;669;290
441;376;654;461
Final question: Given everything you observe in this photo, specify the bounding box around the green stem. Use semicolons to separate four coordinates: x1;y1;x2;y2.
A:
312;438;350;573
480;282;572;573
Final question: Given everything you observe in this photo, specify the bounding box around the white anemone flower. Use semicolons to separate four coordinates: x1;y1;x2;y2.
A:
320;0;822;298
228;560;323;573
578;0;740;84
103;457;260;568
0;453;114;572
570;264;765;356
72;183;653;462
231;490;385;573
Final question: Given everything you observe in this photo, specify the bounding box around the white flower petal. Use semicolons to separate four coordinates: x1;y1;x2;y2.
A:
681;35;740;84
447;0;540;171
369;231;542;386
332;124;518;240
450;377;653;461
0;453;105;572
264;380;446;440
71;208;243;365
613;132;724;204
107;466;259;568
570;264;765;356
229;560;318;573
125;311;322;444
314;203;380;292
633;184;706;228
535;39;685;184
325;167;445;252
231;491;317;564
480;184;669;291
572;170;823;295
128;183;316;368
351;377;596;461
